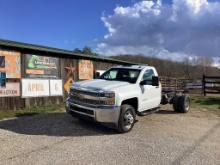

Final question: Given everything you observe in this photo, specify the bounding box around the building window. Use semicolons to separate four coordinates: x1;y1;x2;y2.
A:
0;72;6;87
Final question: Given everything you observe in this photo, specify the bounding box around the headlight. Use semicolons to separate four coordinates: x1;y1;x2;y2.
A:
103;92;115;98
101;98;115;105
100;91;115;105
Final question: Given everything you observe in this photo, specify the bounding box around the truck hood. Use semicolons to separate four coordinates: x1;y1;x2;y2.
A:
73;79;130;91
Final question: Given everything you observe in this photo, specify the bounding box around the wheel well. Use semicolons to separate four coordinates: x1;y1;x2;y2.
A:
121;98;138;113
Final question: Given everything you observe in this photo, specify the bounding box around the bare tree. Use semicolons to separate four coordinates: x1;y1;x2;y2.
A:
196;57;214;75
73;48;82;54
182;57;192;79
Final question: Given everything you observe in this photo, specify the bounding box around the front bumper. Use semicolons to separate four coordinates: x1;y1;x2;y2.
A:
66;100;121;127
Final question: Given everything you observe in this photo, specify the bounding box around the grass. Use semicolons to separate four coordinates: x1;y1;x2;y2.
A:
0;104;64;120
0;96;219;120
191;95;220;111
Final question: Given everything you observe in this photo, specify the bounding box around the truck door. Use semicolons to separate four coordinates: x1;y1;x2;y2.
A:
140;69;161;111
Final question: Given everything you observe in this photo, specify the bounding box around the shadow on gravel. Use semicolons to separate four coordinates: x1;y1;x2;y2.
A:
0;112;117;137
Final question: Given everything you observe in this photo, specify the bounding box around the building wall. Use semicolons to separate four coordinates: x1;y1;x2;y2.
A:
93;61;115;70
0;48;120;110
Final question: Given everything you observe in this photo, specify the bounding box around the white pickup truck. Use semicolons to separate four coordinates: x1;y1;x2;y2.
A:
66;65;190;133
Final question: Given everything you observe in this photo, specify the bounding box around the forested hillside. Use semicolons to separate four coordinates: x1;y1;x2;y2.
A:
111;55;220;79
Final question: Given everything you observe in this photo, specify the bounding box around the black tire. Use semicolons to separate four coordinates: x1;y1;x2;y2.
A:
117;104;136;133
173;96;180;112
173;95;190;113
178;95;190;113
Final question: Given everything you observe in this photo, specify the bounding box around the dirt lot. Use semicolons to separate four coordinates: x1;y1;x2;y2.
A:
0;105;219;165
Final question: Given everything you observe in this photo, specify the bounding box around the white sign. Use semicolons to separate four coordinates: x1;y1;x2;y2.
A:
22;79;49;97
0;82;20;97
50;79;63;96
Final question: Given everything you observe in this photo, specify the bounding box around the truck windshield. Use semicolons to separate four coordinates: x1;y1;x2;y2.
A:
99;68;141;83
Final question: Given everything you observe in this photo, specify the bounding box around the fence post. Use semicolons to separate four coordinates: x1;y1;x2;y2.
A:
202;74;206;96
175;78;177;91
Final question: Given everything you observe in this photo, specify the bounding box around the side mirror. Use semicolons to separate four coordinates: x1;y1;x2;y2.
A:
95;72;100;79
140;80;147;86
152;76;159;86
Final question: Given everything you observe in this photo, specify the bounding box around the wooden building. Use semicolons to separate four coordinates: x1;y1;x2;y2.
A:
0;39;133;110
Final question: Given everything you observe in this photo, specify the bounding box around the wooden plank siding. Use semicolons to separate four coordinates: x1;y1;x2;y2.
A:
203;75;220;96
0;50;128;110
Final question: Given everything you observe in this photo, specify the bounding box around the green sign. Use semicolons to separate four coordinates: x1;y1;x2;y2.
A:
25;54;59;78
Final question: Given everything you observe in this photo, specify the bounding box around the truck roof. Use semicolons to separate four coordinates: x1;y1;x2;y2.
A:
113;65;153;70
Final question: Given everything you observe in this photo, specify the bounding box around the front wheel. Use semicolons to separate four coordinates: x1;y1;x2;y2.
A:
117;104;136;133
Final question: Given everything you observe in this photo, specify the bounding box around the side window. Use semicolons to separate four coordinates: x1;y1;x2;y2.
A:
142;69;155;85
104;70;117;79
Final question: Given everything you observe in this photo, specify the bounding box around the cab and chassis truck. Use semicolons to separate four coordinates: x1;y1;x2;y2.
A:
66;65;190;133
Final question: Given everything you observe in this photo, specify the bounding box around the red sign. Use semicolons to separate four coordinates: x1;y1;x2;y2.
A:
78;60;93;80
0;50;21;78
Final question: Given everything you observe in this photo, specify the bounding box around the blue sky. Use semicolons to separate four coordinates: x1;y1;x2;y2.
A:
0;0;173;50
0;0;219;65
0;0;143;50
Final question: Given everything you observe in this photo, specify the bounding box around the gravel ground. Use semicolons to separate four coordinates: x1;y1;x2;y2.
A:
0;106;219;165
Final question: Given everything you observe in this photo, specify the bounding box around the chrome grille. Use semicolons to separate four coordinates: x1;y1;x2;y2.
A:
70;88;100;105
70;88;100;97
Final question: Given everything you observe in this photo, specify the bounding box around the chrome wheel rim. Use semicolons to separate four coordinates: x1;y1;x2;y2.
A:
123;110;134;130
185;98;190;111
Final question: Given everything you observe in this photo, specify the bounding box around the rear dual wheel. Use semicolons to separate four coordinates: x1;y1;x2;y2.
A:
173;95;190;113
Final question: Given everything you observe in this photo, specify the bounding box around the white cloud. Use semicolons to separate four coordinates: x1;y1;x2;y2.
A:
213;57;220;68
96;0;220;62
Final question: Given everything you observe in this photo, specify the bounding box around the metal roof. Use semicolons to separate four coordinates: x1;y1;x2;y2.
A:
0;38;134;65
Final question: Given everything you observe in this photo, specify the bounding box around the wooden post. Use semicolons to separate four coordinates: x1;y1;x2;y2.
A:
202;74;206;96
25;98;31;109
